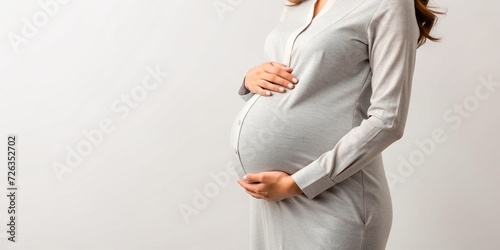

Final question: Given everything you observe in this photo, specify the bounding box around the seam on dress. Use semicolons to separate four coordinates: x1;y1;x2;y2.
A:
361;171;367;225
261;200;270;250
366;0;386;70
351;67;373;128
365;0;386;36
360;170;367;249
282;0;316;65
298;0;368;46
236;95;263;174
360;223;366;250
367;0;415;138
277;201;284;250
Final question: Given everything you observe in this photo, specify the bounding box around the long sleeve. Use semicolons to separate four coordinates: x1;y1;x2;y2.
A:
290;0;420;199
238;76;255;101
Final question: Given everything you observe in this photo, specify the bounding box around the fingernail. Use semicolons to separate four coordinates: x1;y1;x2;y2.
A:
243;175;248;182
279;87;285;92
292;78;298;83
288;83;294;89
266;91;271;96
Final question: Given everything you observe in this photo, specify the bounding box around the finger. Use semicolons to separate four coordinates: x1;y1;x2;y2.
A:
244;187;269;198
263;81;287;93
238;178;262;192
257;79;286;93
270;61;293;71
245;173;264;183
263;65;299;88
258;74;290;92
238;179;268;194
269;61;287;67
244;189;267;199
253;86;273;96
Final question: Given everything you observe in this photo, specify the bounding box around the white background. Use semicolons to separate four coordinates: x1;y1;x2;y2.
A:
0;0;499;249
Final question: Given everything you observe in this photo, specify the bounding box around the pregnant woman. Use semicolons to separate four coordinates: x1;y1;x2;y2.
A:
229;0;441;249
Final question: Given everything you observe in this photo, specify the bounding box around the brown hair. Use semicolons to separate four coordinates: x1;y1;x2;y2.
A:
285;0;444;47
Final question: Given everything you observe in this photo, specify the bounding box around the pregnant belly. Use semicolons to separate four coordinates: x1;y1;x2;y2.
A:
231;92;353;175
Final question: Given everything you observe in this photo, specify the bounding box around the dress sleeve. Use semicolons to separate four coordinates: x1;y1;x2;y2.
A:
238;76;256;101
290;0;420;199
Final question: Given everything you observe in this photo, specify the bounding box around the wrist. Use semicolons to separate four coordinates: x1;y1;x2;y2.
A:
286;176;303;196
243;76;249;90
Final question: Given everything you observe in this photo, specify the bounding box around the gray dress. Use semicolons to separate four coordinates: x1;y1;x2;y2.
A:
229;0;419;249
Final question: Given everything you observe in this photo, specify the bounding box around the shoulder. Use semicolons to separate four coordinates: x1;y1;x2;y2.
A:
365;0;419;47
366;0;417;29
369;0;415;15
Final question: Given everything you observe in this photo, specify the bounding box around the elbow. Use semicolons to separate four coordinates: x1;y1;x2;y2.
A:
369;112;406;141
393;126;405;141
385;121;405;142
368;109;408;142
